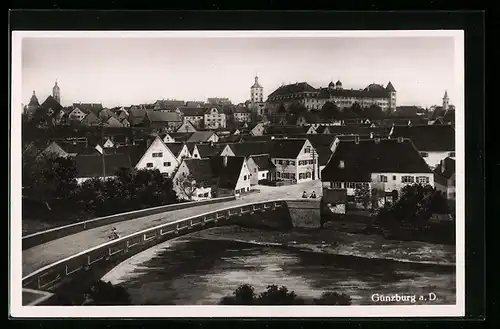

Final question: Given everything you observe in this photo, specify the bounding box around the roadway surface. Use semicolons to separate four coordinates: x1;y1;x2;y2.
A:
22;180;322;277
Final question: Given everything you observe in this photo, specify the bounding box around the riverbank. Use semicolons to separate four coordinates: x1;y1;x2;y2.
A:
189;226;456;266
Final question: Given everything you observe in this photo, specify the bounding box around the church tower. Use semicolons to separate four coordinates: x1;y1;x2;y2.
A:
52;80;61;104
250;76;263;104
442;90;449;111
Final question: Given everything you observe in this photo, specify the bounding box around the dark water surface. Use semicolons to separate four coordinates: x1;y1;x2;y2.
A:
102;232;456;305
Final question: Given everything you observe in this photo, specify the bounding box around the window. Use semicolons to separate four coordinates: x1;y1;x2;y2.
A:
393;175;397;181
420;152;429;158
346;182;356;189
417;176;430;184
379;175;388;183
244;175;247;181
204;192;209;197
332;182;342;188
291;174;296;180
305;147;311;153
254;169;257;173
402;176;415;183
449;152;456;157
299;173;304;179
198;194;203;197
164;162;171;167
152;152;163;158
146;163;153;168
290;161;295;165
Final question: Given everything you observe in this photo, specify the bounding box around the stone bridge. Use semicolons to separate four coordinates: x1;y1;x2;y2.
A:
20;180;322;305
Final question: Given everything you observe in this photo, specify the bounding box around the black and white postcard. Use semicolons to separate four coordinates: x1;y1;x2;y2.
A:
10;30;464;317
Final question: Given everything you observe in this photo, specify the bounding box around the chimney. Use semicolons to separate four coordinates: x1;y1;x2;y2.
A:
397;136;404;143
223;156;228;167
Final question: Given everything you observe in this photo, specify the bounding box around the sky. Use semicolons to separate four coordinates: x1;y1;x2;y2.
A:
21;35;458;108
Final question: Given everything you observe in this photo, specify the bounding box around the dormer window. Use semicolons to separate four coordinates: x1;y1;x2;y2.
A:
338;160;345;169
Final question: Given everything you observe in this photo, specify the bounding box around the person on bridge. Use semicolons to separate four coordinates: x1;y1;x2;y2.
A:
302;191;308;198
309;191;317;199
109;227;120;240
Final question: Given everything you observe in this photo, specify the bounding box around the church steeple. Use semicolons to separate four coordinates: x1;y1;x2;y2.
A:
28;90;39;107
442;90;449;110
52;79;61;104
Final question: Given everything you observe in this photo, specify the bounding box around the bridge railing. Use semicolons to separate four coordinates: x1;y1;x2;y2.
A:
22;196;236;250
21;199;290;292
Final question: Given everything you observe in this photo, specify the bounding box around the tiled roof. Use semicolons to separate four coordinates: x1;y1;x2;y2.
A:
265;125;309;135
321;138;432;182
146;111;182;122
318;87;390;99
269;138;307;159
187;131;215;143
287;134;337;148
250;154;275;171
195;143;226;158
267;82;318;99
209;156;245;189
316;146;333;166
169;132;195;142
227;141;272;157
28;92;40;107
322;126;390;137
433;157;455;180
390;125;455;151
178;107;206;116
165;142;185;157
72;103;103;115
218;135;243;143
395;106;424;117
128;108;147;125
183;158;216;186
75;154;133;178
154;100;185;109
105;116;123;128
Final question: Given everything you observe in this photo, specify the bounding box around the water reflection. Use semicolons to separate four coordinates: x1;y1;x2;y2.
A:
103;237;455;305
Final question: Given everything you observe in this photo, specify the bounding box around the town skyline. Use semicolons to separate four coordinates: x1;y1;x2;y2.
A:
22;35;458;109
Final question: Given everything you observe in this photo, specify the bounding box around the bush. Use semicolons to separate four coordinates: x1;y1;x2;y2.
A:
312;292;352;305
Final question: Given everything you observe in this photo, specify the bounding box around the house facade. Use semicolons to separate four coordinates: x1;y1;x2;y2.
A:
270;139;319;184
434;157;456;200
179;107;205;129
321;137;434;205
135;136;179;178
204;107;227;129
172;159;213;201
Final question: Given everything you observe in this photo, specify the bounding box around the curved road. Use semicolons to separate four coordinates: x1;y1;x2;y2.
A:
22;180;322;277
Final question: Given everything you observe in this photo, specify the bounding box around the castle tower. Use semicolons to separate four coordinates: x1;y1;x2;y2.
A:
250;76;263;104
52;80;61;104
386;81;397;113
442;90;449;110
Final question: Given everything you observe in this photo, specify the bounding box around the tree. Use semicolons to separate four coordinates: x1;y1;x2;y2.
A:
354;185;371;210
288;103;307;117
23;153;79;210
350;102;364;117
256;285;305;305
174;172;198;201
85;281;131;305
320;102;341;120
218;284;256;305
365;104;384;120
312;292;352;305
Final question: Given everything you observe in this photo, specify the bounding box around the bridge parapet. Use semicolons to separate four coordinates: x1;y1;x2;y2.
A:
21;199;289;295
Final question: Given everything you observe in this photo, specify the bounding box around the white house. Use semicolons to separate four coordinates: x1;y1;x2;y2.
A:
210;156;251;195
269;138;319;184
165;143;191;163
162;133;176;143
68;107;87;121
135;136;180;178
389;125;455;169
321;137;434;203
204;107;227;129
250;122;265;136
172;158;214;201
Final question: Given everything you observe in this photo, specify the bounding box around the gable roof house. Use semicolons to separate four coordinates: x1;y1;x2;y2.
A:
389;125;455;169
321;137;433;202
128;107;147;126
269;138;319;183
176;120;198;133
165;142;191;163
80;111;101;127
192;143;226;159
144;111;183;132
433;157;456;200
134;136;182;178
72;103;104;116
249;154;276;183
186;131;219;143
220;141;272;157
172;158;217;201
209;156;252;196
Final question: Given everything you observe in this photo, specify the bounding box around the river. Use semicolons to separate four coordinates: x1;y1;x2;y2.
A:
102;226;456;305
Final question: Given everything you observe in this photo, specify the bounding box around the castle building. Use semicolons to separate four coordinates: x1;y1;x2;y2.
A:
52;80;61;104
266;80;397;113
